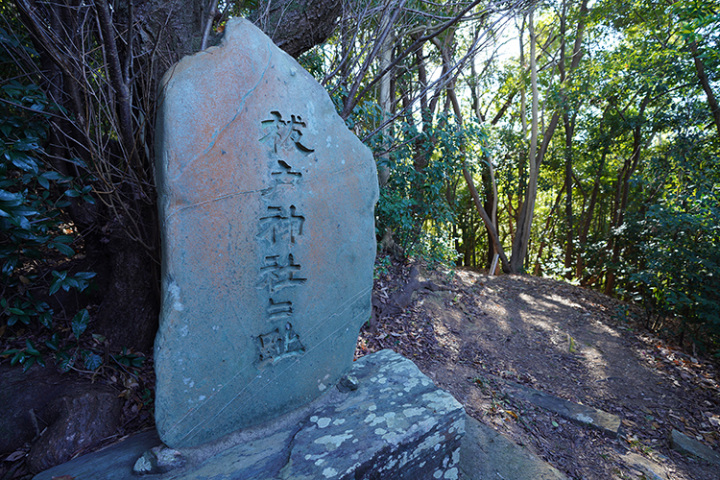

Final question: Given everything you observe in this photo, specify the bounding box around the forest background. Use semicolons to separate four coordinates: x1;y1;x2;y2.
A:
1;0;719;374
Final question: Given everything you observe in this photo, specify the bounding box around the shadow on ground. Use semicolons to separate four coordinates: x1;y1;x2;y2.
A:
359;267;720;480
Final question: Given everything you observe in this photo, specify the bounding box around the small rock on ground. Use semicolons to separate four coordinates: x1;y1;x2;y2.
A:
670;429;720;466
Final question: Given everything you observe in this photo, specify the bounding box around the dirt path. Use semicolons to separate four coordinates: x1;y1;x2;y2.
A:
359;267;720;480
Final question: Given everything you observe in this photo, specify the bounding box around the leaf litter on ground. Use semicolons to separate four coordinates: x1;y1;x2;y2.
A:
357;259;720;480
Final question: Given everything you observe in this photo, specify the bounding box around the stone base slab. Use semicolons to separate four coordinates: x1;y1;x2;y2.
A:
460;415;567;480
34;350;465;480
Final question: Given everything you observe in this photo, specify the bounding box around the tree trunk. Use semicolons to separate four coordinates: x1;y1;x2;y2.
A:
510;7;540;273
444;37;510;272
533;184;565;275
470;44;502;269
689;40;720;139
252;0;343;58
481;158;499;267
462;167;511;272
604;97;650;295
377;0;396;187
509;0;588;274
563;112;575;275
576;144;608;281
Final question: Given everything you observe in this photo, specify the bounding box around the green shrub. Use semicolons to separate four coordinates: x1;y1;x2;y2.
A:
375;114;487;265
629;192;720;351
0;73;95;370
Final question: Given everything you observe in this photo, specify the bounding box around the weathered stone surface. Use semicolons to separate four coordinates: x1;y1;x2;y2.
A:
499;377;621;436
670;429;720;466
279;349;465;480
154;17;378;448
0;363;122;472
460;415;567;480
620;452;669;480
33;350;465;480
0;364;64;454
27;385;121;473
133;445;186;475
33;431;160;480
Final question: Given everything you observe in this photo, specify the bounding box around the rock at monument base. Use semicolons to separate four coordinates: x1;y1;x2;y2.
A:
26;385;122;473
33;350;465;480
0;362;122;473
0;364;68;454
279;350;464;480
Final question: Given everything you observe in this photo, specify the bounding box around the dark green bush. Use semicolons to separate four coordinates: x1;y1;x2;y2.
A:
630;192;720;350
0;57;96;370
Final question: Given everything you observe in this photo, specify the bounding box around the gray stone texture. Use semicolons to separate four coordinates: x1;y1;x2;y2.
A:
26;385;121;472
32;431;160;480
499;377;621;436
0;364;121;473
620;452;669;480
33;350;465;480
279;349;465;480
154;17;378;448
460;415;567;480
670;429;720;466
0;364;63;454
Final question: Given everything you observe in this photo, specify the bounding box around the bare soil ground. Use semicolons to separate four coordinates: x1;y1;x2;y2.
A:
358;263;720;480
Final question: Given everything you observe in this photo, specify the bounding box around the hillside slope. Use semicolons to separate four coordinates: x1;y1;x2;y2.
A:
359;265;720;480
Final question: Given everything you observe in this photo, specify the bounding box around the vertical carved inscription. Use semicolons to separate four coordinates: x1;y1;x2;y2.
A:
259;111;314;155
255;111;315;363
257;323;304;362
257;254;306;293
258;205;305;244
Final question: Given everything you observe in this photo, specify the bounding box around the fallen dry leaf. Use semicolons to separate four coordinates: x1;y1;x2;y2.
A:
4;450;25;462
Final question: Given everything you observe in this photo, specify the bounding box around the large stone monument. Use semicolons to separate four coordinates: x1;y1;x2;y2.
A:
153;15;378;449
33;18;465;480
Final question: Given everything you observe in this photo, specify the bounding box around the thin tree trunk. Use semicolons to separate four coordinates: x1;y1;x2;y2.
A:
604;97;650;294
563;112;575;275
470;44;502;268
576;143;608;280
510;7;539;273
517;16;528;206
447;78;510;272
462;166;511;272
689;40;720;138
534;184;565;275
481;159;499;266
510;0;588;274
377;0;395;187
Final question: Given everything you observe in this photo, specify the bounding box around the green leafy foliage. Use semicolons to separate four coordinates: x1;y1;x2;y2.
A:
112;347;146;369
83;351;103;371
49;271;96;296
630;191;720;348
71;309;91;339
373;113;487;264
459;0;720;354
0;37;98;370
2;339;44;372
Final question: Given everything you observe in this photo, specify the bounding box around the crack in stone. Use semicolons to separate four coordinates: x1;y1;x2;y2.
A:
168;36;272;184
